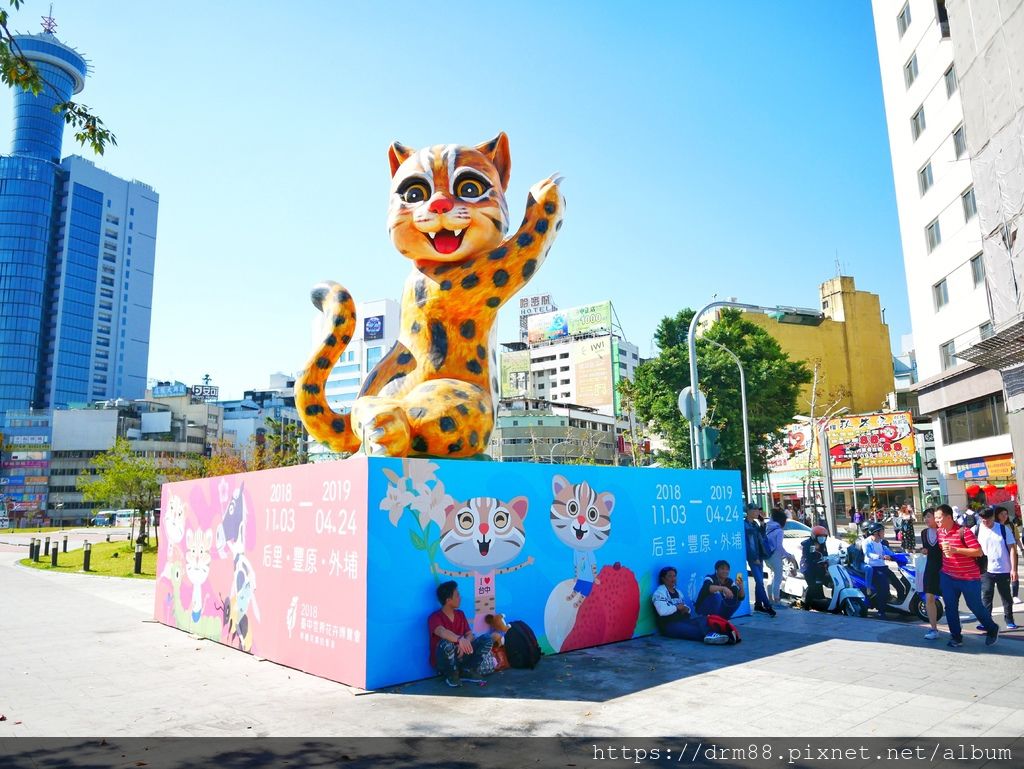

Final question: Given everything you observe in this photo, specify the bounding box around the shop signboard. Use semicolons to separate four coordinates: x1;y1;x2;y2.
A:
499;350;530;398
527;302;612;343
825;411;916;467
768;424;815;472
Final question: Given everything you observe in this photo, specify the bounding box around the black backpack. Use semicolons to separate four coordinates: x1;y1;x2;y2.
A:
503;620;542;669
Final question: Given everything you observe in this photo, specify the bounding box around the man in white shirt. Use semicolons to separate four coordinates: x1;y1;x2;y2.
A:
975;506;1018;631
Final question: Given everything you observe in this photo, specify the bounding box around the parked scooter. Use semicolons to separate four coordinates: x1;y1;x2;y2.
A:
845;545;944;622
803;550;869;618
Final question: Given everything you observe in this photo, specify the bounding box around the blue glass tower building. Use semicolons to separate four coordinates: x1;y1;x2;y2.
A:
0;32;87;415
0;28;158;417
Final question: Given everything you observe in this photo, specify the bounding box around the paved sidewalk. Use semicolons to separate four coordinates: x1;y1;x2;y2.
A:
2;552;1023;738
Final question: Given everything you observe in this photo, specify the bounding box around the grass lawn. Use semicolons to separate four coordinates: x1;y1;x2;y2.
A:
20;540;158;579
1;526;90;535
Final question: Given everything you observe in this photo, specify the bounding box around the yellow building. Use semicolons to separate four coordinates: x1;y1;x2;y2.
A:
743;276;894;417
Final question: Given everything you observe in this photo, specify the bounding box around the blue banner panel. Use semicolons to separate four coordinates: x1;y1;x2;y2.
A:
365;458;745;689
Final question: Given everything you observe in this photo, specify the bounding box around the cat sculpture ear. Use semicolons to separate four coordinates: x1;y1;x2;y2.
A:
552;474;570;496
508;496;528;520
596;492;615;517
474;132;511;191
388;141;415;177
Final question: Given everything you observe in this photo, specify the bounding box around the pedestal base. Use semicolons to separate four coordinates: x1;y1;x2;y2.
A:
155;457;745;689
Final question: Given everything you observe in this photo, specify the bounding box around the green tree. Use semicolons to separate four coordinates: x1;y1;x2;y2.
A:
0;1;115;153
253;417;306;470
78;438;161;543
633;308;812;488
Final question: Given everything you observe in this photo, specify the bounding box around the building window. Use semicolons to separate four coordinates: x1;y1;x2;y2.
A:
944;64;958;97
962;187;977;221
366;346;382;367
933;279;949;310
904;54;918;88
940;394;1006;445
926;218;942;252
980;321;994;340
911;107;926;141
953;124;967;158
897;2;912;36
971;253;985;285
937;0;950;38
940;340;957;370
918;162;933;196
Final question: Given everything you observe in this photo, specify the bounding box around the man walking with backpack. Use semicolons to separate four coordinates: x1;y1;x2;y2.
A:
934;504;999;648
974;506;1018;631
744;503;776;617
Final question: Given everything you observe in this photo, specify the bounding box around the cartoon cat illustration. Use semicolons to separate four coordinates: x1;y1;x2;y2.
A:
165;494;186;545
184;528;213;623
549;474;615;608
435;496;534;633
215;482;246;559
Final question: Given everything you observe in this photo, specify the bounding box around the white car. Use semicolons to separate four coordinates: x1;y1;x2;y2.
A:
764;520;847;600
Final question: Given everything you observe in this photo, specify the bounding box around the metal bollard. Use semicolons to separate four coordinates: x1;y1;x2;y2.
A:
32;539;40;562
51;543;58;567
133;542;143;575
105;534;110;543
63;535;68;553
44;536;51;556
29;538;36;561
83;542;92;572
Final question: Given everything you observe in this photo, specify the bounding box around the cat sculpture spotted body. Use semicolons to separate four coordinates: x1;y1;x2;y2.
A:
296;133;565;457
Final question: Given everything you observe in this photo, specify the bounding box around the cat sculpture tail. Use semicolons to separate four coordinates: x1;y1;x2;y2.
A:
295;281;361;454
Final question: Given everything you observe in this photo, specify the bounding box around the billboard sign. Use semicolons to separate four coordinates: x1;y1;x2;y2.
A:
153;383;188;398
191;385;220;400
527;302;613;344
573;336;614;411
499;350;530;398
768;424;816;472
363;315;384;341
825;411;916;467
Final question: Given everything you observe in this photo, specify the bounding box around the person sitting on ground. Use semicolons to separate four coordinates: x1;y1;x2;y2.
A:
799;525;830;610
651;567;729;644
694;560;745;619
427;580;495;688
863;521;893;620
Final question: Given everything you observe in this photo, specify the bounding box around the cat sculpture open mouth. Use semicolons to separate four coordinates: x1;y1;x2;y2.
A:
573;525;587;540
426;227;466;255
476;537;491;556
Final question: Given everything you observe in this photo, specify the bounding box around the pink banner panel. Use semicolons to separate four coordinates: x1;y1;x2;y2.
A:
154;458;369;688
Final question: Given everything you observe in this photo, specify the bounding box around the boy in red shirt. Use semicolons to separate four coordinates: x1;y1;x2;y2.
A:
934;504;998;648
428;580;495;687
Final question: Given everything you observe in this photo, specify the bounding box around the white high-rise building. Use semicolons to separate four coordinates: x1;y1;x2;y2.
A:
872;0;1014;504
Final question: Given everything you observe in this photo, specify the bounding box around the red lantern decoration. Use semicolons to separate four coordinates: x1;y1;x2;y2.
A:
965;484;982;497
1007;483;1019;497
983;483;999;496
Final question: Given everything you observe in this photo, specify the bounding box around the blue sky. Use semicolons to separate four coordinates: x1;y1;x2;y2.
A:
2;1;908;399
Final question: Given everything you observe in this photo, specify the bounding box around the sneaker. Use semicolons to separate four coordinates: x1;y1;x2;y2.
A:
947;638;963;648
924;629;939;640
1013;596;1023;605
1006;623;1019;631
704;632;729;645
976;624;987;631
755;603;776;616
986;628;999;647
445;672;461;687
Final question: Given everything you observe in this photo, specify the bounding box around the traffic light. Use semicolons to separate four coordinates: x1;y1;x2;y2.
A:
852;459;863;478
701;427;722;462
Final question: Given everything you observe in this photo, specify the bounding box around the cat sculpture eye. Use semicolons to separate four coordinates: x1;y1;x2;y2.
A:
493;510;509;529
398;178;430;203
455;174;489;199
587;507;599;523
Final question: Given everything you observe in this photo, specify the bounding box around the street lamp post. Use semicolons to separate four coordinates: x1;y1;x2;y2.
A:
687;300;824;469
550;439;573;464
705;339;752;503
